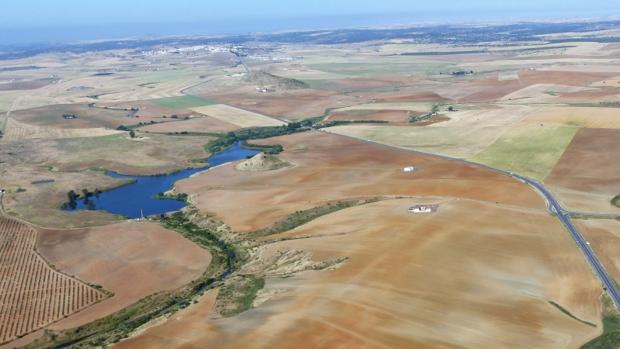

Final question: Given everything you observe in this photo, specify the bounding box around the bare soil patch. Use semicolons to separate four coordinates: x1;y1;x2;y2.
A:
203;88;360;119
559;87;620;102
462;70;614;102
375;90;451;103
546;128;620;212
234;153;292;172
36;221;212;330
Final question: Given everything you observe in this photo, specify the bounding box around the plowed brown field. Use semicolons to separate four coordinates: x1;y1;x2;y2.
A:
114;199;602;349
461;70;614;102
546;128;620;212
204;88;359;119
36;221;212;330
177;131;543;232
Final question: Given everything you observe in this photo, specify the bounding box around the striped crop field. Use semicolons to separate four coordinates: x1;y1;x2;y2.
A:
0;217;106;344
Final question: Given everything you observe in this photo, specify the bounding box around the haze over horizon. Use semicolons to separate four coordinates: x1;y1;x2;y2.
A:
2;0;620;45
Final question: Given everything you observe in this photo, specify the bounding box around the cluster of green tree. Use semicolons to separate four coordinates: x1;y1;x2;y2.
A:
245;71;310;90
409;113;433;123
62;188;101;210
116;126;137;138
155;192;188;202
450;70;474;76
205;118;317;155
163;114;189;120
580;295;620;349
248;197;382;238
612;194;620;208
216;275;265;317
318;120;388;128
242;142;283;154
409;104;441;123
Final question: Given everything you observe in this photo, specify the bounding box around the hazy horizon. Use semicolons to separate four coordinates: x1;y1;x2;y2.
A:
2;0;620;45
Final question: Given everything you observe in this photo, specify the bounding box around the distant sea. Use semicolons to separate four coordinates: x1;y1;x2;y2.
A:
1;10;618;46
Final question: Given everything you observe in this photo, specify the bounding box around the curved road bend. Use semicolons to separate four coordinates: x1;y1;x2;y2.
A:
512;175;620;309
318;129;620;309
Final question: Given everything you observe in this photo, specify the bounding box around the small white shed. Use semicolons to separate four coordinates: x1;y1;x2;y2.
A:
408;205;432;213
403;166;415;173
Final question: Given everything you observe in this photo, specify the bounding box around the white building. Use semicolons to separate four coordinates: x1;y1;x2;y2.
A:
403;166;415;173
408;205;432;213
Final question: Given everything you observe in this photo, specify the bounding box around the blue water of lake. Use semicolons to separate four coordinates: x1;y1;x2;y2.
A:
67;142;259;218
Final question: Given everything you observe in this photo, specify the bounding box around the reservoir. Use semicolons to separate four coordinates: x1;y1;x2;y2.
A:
67;142;259;218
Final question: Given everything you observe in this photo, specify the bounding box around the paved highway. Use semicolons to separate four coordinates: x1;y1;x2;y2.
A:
321;129;620;309
512;174;620;309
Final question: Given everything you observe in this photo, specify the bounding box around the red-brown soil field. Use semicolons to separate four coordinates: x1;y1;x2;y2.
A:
559;87;620;101
203;89;360;119
36;221;212;330
545;128;620;212
578;220;620;283
461;70;614;102
375;90;451;103
0;216;105;344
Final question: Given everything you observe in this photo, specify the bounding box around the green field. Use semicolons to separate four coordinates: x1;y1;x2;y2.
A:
330;124;505;159
581;295;620;349
150;95;216;109
306;62;455;78
473;124;578;180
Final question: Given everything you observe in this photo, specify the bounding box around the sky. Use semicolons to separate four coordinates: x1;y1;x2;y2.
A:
1;0;619;44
